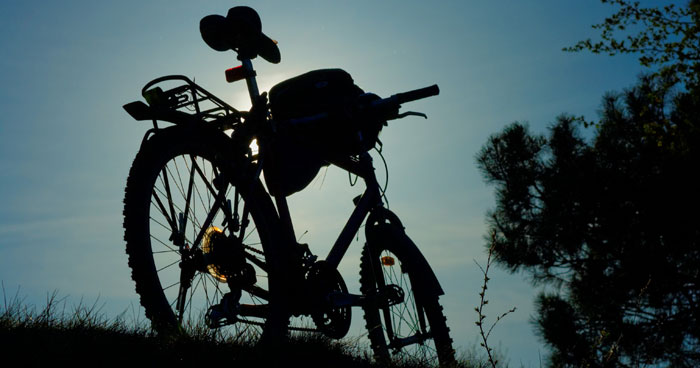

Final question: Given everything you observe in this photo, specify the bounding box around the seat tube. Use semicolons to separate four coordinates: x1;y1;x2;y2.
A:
274;195;297;246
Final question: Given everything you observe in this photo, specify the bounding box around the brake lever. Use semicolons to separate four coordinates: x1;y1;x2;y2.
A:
396;111;427;119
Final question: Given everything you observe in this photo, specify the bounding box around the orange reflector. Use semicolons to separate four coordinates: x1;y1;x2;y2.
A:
381;256;395;266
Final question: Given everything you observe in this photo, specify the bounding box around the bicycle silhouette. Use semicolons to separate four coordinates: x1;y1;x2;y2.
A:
122;6;454;367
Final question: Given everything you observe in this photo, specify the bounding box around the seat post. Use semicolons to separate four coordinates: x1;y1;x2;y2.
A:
240;58;261;104
239;57;297;245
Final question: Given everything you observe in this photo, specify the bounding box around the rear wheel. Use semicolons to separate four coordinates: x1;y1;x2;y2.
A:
359;224;456;367
123;127;288;343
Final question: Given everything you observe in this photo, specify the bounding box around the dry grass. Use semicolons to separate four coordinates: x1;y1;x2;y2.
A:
1;284;486;368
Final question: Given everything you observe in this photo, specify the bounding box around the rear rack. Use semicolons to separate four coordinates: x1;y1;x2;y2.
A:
140;75;242;127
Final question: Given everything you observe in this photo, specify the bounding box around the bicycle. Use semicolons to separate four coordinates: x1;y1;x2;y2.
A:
122;6;455;367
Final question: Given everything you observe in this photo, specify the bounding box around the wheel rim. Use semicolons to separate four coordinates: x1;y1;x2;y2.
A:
147;153;270;341
372;249;445;366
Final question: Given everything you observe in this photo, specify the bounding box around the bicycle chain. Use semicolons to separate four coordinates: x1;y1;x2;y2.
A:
233;317;320;333
243;244;265;256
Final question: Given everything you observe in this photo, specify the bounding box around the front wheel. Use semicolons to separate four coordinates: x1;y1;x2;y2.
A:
359;223;456;367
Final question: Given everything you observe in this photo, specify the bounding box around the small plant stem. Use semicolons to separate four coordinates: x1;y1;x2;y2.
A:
475;232;516;368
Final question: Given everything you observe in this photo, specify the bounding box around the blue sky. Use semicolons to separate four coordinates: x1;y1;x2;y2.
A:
0;0;649;365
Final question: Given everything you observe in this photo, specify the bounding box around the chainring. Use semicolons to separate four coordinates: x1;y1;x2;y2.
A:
305;261;351;339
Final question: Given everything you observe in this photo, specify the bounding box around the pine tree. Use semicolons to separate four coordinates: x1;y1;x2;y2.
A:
477;2;700;366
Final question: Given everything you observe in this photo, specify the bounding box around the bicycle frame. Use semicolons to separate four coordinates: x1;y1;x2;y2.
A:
324;153;382;268
235;59;366;257
238;58;386;274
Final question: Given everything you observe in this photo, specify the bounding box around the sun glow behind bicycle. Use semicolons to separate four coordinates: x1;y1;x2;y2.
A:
249;139;259;156
201;226;228;282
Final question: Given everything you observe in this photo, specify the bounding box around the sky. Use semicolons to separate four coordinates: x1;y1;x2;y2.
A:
0;0;649;366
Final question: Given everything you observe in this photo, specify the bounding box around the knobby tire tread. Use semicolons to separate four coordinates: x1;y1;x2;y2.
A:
359;226;456;367
122;126;289;344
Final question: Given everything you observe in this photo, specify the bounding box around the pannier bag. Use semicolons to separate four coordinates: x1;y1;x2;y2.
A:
262;69;385;197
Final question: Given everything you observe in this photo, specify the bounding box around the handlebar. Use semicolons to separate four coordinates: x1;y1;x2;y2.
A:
393;84;440;105
366;84;439;121
283;84;439;127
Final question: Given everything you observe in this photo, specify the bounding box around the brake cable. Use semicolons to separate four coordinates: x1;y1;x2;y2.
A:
375;144;390;209
347;143;390;208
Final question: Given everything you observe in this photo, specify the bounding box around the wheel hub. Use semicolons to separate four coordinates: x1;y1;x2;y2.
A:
201;226;256;286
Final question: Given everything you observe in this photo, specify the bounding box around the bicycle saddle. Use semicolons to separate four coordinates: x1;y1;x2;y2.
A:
200;6;281;64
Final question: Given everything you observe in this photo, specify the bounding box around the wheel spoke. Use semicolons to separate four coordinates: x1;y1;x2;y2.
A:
168;158;187;200
152;190;178;233
149;215;173;233
153;185;202;232
150;234;179;254
180;155;198;239
191;192;224;250
183;274;206;320
157;258;181;273
191;156;222;199
360;241;454;367
126;140;280;348
185;157;210;228
162;280;180;292
160;167;179;232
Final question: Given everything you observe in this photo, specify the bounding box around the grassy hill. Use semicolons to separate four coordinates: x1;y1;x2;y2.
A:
0;290;485;368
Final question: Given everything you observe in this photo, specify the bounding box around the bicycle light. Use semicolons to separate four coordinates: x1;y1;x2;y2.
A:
226;65;254;83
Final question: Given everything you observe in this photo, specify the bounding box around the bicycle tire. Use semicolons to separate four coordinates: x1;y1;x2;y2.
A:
359;221;456;367
123;125;289;344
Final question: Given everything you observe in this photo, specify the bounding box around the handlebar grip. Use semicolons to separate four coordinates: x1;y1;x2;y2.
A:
393;84;440;104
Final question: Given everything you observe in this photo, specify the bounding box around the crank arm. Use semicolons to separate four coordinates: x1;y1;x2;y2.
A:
327;291;367;308
328;285;404;308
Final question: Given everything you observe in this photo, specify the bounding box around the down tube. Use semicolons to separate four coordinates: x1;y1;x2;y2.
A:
324;186;379;269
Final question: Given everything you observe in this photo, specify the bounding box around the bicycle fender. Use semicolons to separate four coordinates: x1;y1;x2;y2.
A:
365;208;445;298
137;125;248;173
138;124;214;151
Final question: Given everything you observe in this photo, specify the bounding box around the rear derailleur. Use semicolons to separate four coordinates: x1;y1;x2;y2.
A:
201;231;258;328
204;265;257;328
